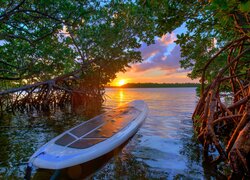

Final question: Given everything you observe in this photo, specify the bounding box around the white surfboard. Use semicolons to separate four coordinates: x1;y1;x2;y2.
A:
28;100;148;169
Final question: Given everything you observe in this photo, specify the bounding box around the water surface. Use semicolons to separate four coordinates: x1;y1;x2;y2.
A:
0;88;220;179
99;88;202;179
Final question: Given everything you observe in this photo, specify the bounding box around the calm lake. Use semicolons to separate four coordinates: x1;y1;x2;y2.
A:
0;88;222;179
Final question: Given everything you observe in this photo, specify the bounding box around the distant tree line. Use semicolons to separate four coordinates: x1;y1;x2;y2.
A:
109;83;199;88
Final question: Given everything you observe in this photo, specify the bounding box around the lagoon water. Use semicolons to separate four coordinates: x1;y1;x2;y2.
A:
0;88;220;179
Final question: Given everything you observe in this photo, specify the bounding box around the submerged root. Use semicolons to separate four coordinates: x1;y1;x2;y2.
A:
229;121;250;177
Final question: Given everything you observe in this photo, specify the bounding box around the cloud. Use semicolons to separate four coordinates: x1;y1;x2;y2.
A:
138;33;176;61
111;31;200;84
132;33;188;75
159;33;176;45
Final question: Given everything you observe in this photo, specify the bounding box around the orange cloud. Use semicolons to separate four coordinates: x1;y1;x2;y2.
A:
159;33;176;45
110;68;198;86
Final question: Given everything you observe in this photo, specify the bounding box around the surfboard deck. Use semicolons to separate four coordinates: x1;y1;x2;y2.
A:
29;100;148;169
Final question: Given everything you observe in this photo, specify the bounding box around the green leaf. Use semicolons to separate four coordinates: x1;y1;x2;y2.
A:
238;1;250;13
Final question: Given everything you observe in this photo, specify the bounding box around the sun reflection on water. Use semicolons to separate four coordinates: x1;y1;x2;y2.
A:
119;89;124;105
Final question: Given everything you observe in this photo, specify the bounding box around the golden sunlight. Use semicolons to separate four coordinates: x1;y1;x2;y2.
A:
117;79;126;86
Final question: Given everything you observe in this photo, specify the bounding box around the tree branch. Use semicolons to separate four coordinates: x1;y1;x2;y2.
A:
200;36;248;95
0;0;26;20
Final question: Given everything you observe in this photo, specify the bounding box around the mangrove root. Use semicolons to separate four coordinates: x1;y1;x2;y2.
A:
193;35;250;177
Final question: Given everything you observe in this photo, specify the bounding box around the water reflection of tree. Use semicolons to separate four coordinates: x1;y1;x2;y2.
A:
94;152;168;179
179;125;228;179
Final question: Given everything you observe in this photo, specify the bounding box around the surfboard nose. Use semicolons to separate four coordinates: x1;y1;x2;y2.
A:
130;100;147;111
131;100;144;105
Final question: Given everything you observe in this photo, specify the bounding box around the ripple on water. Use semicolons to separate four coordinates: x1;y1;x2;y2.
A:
1;88;213;179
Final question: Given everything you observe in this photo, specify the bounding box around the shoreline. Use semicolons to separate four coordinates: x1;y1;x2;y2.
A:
105;86;198;88
106;83;199;88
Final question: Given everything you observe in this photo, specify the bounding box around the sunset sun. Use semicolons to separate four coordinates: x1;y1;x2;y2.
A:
117;79;126;86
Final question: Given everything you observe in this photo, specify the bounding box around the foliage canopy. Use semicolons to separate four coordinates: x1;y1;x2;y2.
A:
0;0;151;90
0;0;249;90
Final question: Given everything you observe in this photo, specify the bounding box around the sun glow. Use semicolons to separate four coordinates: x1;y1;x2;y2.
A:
117;79;126;86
